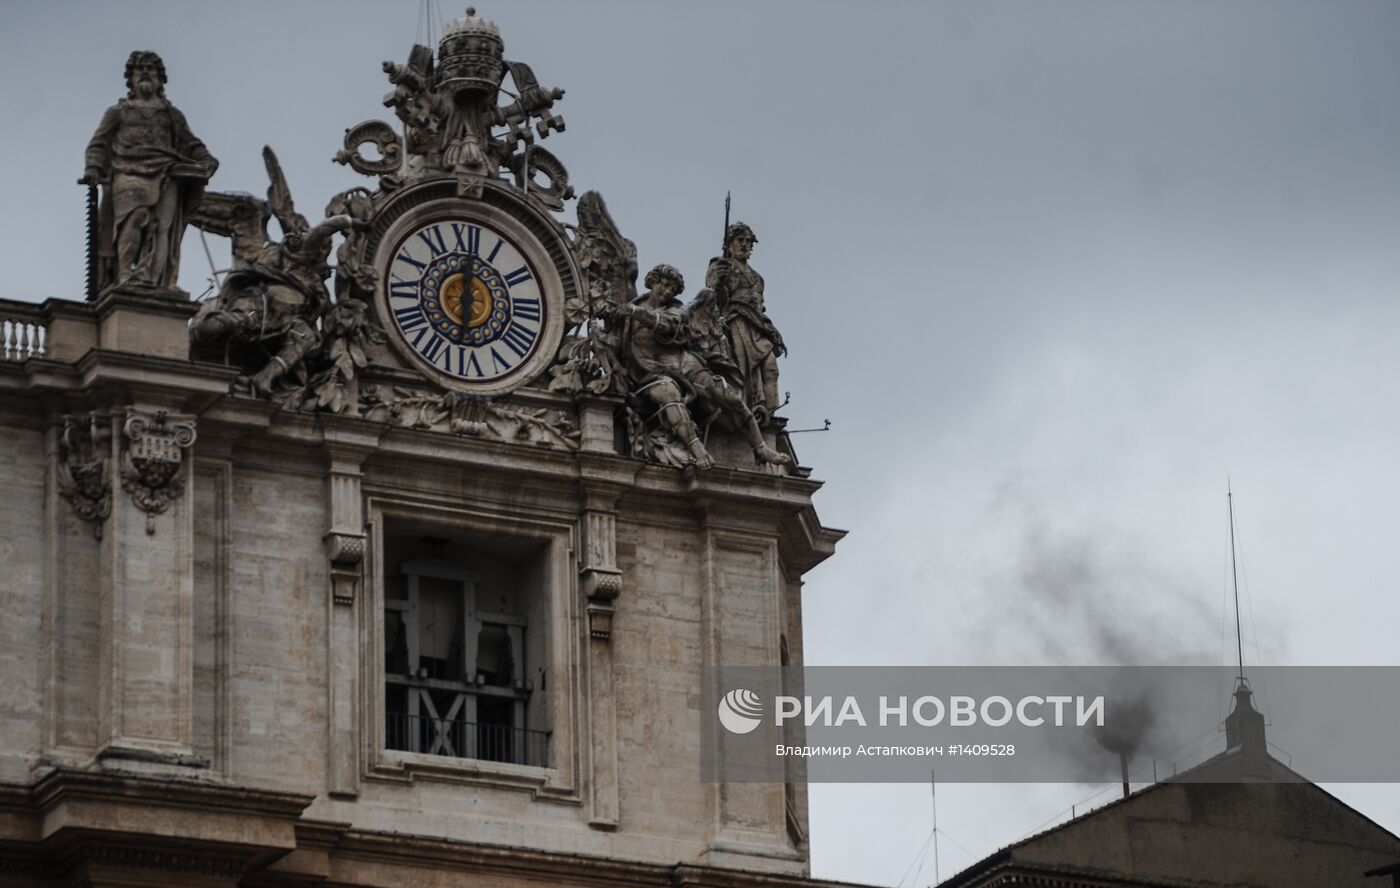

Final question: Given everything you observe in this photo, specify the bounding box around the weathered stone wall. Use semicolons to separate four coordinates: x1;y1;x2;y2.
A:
613;517;710;847
192;463;227;769
0;354;839;883
224;459;329;792
0;415;46;782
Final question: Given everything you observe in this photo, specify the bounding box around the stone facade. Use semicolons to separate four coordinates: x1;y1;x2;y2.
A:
0;9;860;883
0;292;847;886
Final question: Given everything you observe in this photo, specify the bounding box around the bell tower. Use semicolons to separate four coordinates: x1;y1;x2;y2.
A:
0;7;845;886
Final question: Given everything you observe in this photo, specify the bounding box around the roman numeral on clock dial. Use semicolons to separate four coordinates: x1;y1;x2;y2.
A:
383;216;550;388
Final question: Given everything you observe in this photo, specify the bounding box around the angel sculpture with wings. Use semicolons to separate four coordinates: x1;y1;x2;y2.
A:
547;192;637;395
190;146;364;396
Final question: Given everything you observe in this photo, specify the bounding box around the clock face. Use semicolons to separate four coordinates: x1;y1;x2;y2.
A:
380;214;555;394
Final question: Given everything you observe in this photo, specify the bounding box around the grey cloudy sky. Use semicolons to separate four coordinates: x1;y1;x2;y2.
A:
4;1;1400;884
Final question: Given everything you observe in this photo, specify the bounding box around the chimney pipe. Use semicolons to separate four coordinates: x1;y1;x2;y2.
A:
1119;752;1130;799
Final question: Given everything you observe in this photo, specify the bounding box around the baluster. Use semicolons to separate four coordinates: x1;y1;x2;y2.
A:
0;320;48;360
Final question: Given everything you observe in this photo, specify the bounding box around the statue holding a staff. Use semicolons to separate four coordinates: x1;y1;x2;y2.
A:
81;51;218;297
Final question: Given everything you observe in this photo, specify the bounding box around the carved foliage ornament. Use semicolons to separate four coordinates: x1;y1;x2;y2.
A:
360;384;580;450
121;410;196;534
57;412;113;538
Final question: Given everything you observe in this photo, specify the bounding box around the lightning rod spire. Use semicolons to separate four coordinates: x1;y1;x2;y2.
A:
1228;480;1246;683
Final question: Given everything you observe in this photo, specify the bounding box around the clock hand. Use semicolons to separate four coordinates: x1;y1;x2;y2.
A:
455;254;474;345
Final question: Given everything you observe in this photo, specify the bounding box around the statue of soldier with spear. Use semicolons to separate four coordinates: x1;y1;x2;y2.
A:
704;196;786;426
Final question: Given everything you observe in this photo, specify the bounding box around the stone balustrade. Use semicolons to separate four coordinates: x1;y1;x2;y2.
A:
0;297;101;363
1;300;46;361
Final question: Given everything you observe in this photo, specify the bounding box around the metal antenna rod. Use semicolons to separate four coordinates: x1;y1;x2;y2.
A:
931;770;940;885
1228;480;1245;681
199;229;223;294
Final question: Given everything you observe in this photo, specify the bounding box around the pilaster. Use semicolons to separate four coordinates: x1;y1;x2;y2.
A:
698;506;799;869
96;405;199;763
579;478;625;830
577;396;622;455
46;409;111;760
319;418;383;798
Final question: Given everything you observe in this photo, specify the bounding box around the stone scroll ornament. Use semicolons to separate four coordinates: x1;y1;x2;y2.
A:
57;413;113;539
334;121;404;183
335;7;574;209
120;410;196;534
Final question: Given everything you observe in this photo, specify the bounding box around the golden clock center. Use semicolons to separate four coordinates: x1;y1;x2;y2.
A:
441;272;493;328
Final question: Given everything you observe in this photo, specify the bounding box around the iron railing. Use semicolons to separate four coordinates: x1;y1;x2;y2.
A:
386;712;550;767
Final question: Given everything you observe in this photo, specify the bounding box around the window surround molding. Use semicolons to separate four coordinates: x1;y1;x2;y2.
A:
361;495;583;805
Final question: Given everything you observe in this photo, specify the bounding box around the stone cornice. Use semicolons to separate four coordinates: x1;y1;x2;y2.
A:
0;350;237;405
191;389;841;570
284;827;880;888
93;291;201;323
938;857;1182;888
318;412;388;467
7;372;832;515
198;393;824;505
25;768;312;821
39;297;99;320
0;769;316;883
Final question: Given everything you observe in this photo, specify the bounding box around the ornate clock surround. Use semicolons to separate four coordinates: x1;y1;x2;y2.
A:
364;176;579;397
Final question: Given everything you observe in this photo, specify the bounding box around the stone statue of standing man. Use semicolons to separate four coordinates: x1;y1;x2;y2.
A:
81;51;218;298
705;222;785;425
